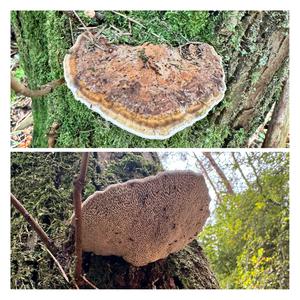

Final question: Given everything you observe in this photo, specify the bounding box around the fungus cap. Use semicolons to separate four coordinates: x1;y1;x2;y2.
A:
64;33;226;139
71;170;210;267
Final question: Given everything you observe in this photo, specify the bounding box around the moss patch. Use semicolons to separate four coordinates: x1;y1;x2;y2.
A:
11;152;162;288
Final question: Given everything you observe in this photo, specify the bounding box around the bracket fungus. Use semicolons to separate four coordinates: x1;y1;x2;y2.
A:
64;33;226;139
71;170;210;267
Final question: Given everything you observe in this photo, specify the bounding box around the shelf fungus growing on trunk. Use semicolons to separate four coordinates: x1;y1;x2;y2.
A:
71;170;210;267
64;33;226;139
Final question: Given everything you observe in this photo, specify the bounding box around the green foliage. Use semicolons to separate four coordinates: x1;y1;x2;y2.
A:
199;154;289;288
14;66;26;80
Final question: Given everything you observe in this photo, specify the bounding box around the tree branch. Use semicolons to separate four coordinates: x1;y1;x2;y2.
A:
73;152;89;285
203;152;234;195
11;193;57;254
193;153;222;204
231;153;251;188
11;73;65;98
245;152;263;193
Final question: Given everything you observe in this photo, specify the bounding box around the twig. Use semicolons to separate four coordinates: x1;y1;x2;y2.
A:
112;11;145;28
11;73;65;98
78;26;99;30
73;153;89;286
69;17;74;45
81;275;99;289
44;246;70;283
110;25;131;36
11;193;57;254
111;11;169;44
72;11;105;50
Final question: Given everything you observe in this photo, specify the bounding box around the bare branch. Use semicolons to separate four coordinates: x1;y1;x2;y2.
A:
81;275;99;289
245;152;263;192
72;11;105;50
11;73;64;98
193;153;222;204
203;152;234;195
11;193;57;254
231;153;251;188
111;11;145;28
44;246;70;283
73;152;89;285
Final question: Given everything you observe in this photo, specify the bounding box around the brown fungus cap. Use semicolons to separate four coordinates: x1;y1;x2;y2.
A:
71;170;210;267
64;33;226;139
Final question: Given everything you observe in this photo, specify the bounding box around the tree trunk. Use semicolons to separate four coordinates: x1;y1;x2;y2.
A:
11;11;289;148
84;240;219;289
11;152;219;289
262;79;289;148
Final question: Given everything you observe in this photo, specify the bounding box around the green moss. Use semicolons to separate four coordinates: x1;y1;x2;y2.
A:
11;152;164;288
11;152;81;288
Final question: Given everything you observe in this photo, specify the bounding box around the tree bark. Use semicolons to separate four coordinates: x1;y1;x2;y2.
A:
11;11;289;148
73;153;89;285
262;79;289;148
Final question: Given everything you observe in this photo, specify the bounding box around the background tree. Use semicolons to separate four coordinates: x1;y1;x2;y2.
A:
199;152;289;288
11;11;289;148
11;152;219;289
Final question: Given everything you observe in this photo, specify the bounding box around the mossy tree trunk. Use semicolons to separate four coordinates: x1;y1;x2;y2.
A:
11;152;219;289
11;11;289;148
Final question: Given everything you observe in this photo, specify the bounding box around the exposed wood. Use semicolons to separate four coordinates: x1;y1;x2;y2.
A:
11;193;57;254
11;73;64;98
263;79;289;148
47;122;60;148
203;152;234;194
14;112;33;131
73;153;89;285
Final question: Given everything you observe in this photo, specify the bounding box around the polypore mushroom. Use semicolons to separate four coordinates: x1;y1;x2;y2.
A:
71;170;210;267
64;33;226;139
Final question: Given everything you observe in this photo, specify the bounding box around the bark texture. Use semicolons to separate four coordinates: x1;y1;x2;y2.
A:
262;79;289;148
11;11;289;148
